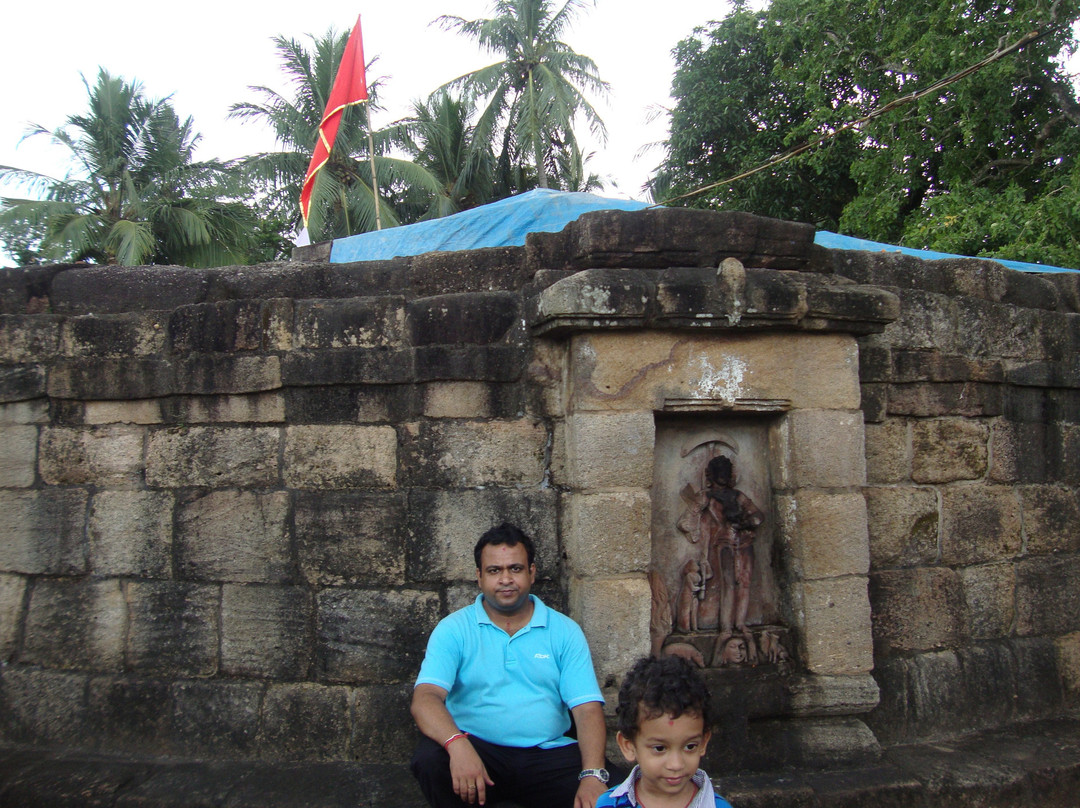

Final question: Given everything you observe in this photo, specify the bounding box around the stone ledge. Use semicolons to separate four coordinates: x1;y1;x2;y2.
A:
1;713;1076;807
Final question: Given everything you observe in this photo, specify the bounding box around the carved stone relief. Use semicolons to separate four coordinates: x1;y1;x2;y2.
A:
650;416;791;670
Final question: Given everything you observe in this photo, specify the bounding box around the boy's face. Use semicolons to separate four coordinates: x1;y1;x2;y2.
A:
616;709;711;802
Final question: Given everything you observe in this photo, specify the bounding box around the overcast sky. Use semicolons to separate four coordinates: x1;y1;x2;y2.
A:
1;0;730;214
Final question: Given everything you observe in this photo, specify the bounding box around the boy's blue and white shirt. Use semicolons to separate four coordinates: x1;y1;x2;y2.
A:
595;766;733;808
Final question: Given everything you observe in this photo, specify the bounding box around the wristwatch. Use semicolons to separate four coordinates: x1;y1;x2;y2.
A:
579;768;610;784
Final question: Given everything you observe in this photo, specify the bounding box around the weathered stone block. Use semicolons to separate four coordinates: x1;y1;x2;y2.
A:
61;313;167;357
903;650;971;740
168;300;266;353
410;246;531;296
282;347;416;386
257;683;350;761
911;419;989;483
86;676;173;755
401;419;546;488
285;384;420;424
83;399;163;425
956;641;1020;729
863;486;939;569
50;265;209;315
1019;484;1080;555
958;562;1016;640
0;399;48;425
1016;555;1080;636
990;419;1048;483
563;411;654;490
316;589;441;684
567;332;861;413
126;581;219;676
882;290;956;353
295;491;406;586
146;426;280;488
173;355;282;396
569;576;652;685
222;584;313;679
785;673;881;717
38;425;145;487
407;292;520;347
0;314;60;362
1056;631;1080;705
0;573;27;659
413;344;526;382
869;568;965;655
0;666;90;747
784;409;866;489
560;491;651;577
0;489;88;575
284;425;397;489
48;358;175;400
796;576;874;675
296;297;406;348
940;485;1022;565
171;679;262;757
166;392;285;424
424;381;493;418
1011;637;1066;719
349;683;417;762
406;489;559;583
177;490;292;583
0;425;36;487
887;381;1003;418
0;365;46;403
21;578;125;671
88;490;173;577
863;420;909;484
777;491;869;580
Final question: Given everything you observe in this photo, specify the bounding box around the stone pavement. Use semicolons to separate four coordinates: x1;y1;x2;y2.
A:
1;714;1078;808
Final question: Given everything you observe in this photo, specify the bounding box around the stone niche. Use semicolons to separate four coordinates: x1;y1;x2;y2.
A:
530;220;899;772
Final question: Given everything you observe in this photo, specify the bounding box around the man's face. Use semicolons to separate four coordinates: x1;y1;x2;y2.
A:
476;542;535;615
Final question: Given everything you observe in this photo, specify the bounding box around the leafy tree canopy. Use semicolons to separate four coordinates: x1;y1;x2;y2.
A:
0;69;264;267
657;0;1080;267
437;0;609;191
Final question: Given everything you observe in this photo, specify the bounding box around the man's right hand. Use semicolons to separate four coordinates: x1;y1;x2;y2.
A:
448;738;494;805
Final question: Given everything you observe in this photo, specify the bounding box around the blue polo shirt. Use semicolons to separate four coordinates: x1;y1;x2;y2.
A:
415;594;603;749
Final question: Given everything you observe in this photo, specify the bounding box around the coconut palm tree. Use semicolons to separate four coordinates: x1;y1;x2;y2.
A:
0;70;260;267
436;0;609;190
387;90;498;220
230;28;444;242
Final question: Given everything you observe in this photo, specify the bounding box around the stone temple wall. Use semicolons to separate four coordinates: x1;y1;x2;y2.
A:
0;208;1077;774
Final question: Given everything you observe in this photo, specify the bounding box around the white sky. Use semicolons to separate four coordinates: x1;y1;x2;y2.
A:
0;0;729;217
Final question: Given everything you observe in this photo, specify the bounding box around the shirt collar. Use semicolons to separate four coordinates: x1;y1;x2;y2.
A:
472;593;548;628
610;766;717;808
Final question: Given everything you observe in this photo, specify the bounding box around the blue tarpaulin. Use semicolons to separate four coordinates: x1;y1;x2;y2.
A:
328;189;1078;273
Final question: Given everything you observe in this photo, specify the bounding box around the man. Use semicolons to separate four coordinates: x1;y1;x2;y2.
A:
410;523;609;808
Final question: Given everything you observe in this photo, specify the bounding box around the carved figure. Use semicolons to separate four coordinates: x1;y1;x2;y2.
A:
648;570;673;658
713;636;748;667
678;455;764;638
759;630;789;665
661;642;706;668
675;558;712;632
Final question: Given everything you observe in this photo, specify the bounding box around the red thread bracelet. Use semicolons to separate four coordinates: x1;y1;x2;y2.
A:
443;731;469;749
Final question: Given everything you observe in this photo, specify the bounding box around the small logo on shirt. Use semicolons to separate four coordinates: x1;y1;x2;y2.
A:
534;653;550;659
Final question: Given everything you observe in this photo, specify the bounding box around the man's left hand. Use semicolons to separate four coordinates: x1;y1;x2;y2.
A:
574;775;606;808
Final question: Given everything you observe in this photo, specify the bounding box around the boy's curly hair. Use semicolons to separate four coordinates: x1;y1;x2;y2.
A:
616;655;711;740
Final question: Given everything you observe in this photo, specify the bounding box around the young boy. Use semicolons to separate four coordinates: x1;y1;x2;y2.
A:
596;655;733;808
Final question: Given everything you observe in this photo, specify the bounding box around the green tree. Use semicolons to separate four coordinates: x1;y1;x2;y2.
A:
231;28;444;242
437;0;609;190
659;0;1080;267
0;70;261;267
387;89;498;221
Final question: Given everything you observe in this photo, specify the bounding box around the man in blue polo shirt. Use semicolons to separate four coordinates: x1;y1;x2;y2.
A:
410;523;609;808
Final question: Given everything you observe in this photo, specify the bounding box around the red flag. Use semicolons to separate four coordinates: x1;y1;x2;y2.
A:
300;14;369;228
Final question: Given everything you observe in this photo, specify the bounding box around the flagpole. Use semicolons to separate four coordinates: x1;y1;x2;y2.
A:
367;119;382;231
